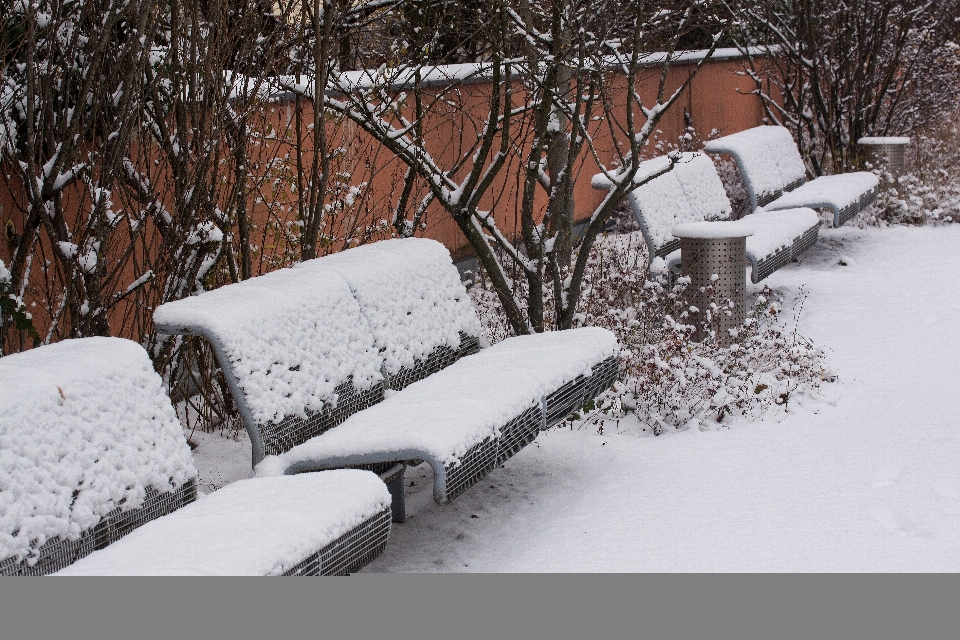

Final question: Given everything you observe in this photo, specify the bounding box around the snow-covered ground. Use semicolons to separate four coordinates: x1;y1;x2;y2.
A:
191;224;960;572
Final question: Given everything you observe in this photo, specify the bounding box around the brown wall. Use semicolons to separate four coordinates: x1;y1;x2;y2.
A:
239;56;766;262
1;55;768;344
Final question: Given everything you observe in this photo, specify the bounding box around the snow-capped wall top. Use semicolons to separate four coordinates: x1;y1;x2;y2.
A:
0;337;196;565
704;126;808;203
153;266;383;426
295;238;482;376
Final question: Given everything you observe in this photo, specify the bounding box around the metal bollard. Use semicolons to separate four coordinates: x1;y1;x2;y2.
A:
858;136;910;180
672;221;753;347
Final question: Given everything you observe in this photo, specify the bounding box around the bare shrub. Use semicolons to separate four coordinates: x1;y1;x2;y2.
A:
860;112;960;226
471;231;832;436
740;0;960;176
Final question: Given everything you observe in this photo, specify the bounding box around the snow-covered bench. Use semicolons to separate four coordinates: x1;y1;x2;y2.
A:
704;126;879;227
592;153;820;283
0;338;391;575
153;238;619;515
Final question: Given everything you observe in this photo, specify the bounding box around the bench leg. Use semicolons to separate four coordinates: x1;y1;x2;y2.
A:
381;464;406;524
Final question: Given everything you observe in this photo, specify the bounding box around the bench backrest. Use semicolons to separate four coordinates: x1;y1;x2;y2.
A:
153;238;484;465
594;152;733;260
703;126;808;209
0;337;197;575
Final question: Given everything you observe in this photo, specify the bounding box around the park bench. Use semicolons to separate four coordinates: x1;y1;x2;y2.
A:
593;152;821;283
0;337;391;575
704;126;879;227
153;238;619;520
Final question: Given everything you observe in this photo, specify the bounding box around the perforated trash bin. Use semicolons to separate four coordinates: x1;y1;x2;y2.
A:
672;221;753;347
858;136;910;179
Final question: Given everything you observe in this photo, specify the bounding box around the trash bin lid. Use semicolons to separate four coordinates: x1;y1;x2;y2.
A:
857;136;910;145
672;220;754;239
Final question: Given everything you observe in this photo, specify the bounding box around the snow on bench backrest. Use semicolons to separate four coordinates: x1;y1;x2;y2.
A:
760;126;809;190
296;238;483;378
609;153;732;257
153;266;383;427
672;153;733;224
704;126;807;206
0;337;196;565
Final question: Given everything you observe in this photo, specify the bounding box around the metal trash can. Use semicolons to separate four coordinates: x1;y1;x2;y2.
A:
858;136;910;179
672;221;753;347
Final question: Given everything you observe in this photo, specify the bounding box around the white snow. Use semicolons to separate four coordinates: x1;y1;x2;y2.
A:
673;154;735;222
858;137;910;145
358;225;960;572
255;327;618;474
594;153;732;253
633;154;732;249
54;471;390;575
672;220;753;239
153;266;383;426
249;48;774;102
705;126;809;201
0;338;196;565
741;208;821;258
295;238;482;376
769;173;880;212
185;427;254;495
153;238;483;426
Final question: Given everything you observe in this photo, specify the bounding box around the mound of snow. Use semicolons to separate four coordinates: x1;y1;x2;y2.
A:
55;471;390;575
0;337;196;565
296;238;482;376
154;267;383;426
705;126;808;201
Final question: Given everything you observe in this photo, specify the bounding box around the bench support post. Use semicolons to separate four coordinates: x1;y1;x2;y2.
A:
381;463;406;524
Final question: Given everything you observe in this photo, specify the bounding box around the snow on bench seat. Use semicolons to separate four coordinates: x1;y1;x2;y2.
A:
593;153;820;283
0;338;197;574
592;154;732;259
703;126;806;207
255;327;619;504
704;126;879;227
54;471;391;576
765;173;880;224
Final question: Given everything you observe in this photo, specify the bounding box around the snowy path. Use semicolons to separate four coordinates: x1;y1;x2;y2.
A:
363;225;960;572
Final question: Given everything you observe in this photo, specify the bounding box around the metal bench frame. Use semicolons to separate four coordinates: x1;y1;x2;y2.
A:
704;127;879;227
593;153;820;284
155;247;618;520
0;480;198;576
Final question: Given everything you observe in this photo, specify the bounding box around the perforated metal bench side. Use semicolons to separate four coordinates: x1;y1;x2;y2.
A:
283;506;392;576
0;479;197;576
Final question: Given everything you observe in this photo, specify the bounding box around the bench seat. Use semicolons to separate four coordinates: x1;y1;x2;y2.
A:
256;328;619;504
741;208;821;281
765;173;880;227
704;126;879;227
55;471;391;576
